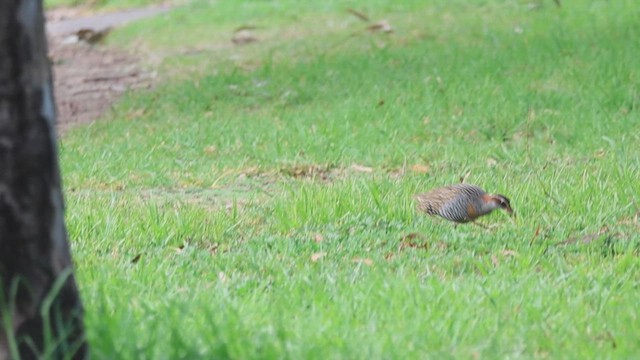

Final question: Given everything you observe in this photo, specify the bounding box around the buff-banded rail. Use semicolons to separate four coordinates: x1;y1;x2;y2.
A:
415;184;514;226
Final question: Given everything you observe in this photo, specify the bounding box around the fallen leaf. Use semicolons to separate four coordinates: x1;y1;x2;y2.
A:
234;25;258;32
76;27;111;44
203;145;217;154
368;20;393;33
346;8;369;22
352;257;373;266
399;241;429;251
311;252;326;262
131;253;142;264
399;233;429;251
126;108;145;120
411;164;430;174
281;164;333;178
352;164;373;173
232;29;257;45
313;234;324;244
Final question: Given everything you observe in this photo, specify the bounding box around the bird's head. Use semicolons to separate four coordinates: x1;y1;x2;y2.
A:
486;194;514;217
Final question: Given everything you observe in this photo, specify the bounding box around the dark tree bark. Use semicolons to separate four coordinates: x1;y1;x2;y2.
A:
0;0;87;359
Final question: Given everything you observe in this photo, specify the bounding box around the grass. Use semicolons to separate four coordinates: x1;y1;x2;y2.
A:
58;0;640;358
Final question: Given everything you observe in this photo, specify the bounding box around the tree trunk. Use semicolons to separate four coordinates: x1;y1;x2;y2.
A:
0;0;88;359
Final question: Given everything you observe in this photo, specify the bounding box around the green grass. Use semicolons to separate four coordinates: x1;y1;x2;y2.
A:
59;0;640;358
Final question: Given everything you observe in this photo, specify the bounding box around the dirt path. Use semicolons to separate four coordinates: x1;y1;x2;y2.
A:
46;6;170;134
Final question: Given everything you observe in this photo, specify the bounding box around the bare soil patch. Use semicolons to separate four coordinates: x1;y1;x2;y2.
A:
46;6;169;134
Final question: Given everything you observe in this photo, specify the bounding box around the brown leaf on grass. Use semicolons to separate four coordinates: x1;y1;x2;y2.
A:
76;27;111;44
131;253;142;264
399;233;429;251
367;20;393;33
351;164;373;173
352;257;373;266
126;108;145;120
313;234;324;244
399;241;429;251
411;164;430;174
281;164;333;179
346;8;370;22
311;252;326;262
234;25;259;32
238;167;260;179
232;29;258;45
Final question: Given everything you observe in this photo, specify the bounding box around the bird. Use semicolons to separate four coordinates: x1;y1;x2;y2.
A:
415;184;514;226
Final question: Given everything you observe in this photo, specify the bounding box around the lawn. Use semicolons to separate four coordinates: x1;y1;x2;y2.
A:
59;0;640;358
